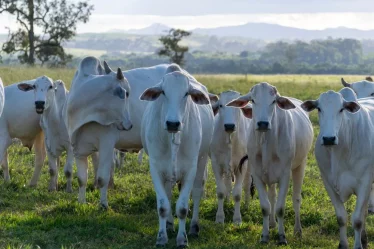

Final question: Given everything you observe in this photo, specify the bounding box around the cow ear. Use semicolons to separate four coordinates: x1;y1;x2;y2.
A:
140;86;163;101
301;100;318;112
241;105;253;119
212;102;219;116
343;101;360;113
18;83;34;91
341;78;352;88
189;87;210;105
226;95;251;108
366;76;373;82
208;93;219;103
276;96;296;110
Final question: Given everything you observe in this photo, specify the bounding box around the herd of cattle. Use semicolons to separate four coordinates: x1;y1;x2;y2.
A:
1;56;374;248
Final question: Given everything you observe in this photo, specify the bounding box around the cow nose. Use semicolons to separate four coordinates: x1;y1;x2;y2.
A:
322;136;336;146
257;121;269;131
224;124;236;133
166;121;180;133
35;101;45;114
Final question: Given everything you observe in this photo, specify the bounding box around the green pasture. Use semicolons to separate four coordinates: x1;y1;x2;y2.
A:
0;67;371;248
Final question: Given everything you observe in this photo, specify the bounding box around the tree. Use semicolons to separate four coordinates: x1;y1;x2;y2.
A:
158;28;191;66
0;0;93;66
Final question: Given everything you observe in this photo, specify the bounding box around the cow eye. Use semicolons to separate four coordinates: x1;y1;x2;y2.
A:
219;104;223;108
184;92;189;97
272;100;276;104
49;86;53;89
251;100;255;104
371;93;374;96
126;92;129;98
161;91;165;95
339;108;344;113
317;107;321;112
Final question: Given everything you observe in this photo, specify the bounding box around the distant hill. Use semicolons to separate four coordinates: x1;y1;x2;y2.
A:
193;23;374;40
126;23;171;35
124;22;374;41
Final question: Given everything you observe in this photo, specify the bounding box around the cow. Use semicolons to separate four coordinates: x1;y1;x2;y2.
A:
0;79;46;186
301;90;374;249
341;77;374;214
210;90;252;224
140;65;215;247
0;78;4;117
227;82;313;245
65;65;131;208
17;77;73;192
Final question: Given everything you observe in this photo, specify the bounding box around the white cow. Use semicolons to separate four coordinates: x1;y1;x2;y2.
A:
227;82;313;245
0;78;4;117
210;90;252;224
302;90;374;249
18;77;73;192
341;77;374;214
0;79;45;185
140;65;215;247
65;65;131;208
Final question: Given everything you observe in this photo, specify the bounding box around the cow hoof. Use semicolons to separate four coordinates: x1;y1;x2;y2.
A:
260;235;269;244
100;202;109;210
189;222;200;237
48;186;57;192
156;231;168;247
177;232;188;248
277;234;287;246
166;221;174;232
233;217;242;226
215;214;225;224
338;242;349;249
294;228;302;238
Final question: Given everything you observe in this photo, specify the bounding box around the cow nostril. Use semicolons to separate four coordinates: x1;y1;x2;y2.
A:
257;121;269;130
322;136;336;145
224;124;236;132
35;101;45;107
166;121;181;130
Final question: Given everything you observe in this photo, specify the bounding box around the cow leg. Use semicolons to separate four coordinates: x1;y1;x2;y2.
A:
292;161;306;237
165;179;174;232
91;152;99;188
276;170;291;245
321;175;348;248
1;149;10;182
232;159;248;225
367;184;374;214
352;176;371;249
224;157;232;201
76;156;89;203
243;164;252;209
190;154;208;236
97;138;116;209
268;184;277;229
252;174;271;243
46;150;58;191
64;147;74;193
211;155;227;223
119;151;125;168
149;161;170;247
29;132;45;186
176;160;197;248
137;149;144;164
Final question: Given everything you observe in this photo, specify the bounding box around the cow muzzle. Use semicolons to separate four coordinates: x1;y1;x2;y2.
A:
166;121;181;133
35;101;45;114
116;121;133;131
322;136;337;146
224;123;236;133
256;121;270;132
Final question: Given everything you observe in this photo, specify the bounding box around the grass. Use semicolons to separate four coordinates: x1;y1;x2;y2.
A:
0;67;372;248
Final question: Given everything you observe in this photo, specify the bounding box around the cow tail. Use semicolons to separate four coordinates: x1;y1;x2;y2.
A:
250;175;256;198
238;154;248;173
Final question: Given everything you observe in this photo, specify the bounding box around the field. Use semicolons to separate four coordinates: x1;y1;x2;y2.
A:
0;67;371;249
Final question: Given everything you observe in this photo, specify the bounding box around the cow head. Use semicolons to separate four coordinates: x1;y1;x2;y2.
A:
140;71;210;133
18;76;57;114
301;90;360;146
341;77;374;98
226;82;295;132
213;90;251;134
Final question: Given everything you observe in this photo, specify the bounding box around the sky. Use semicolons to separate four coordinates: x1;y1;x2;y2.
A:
0;0;374;33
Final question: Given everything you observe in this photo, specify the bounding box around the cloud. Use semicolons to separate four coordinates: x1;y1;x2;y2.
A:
87;0;374;15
